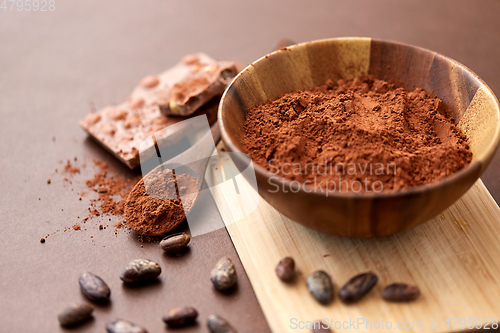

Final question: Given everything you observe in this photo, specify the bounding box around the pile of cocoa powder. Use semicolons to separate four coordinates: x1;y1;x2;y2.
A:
124;167;198;236
242;75;472;192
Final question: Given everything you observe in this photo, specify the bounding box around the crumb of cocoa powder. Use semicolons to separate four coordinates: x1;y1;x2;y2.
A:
136;234;163;243
64;161;80;174
40;238;45;243
47;179;51;184
114;222;123;229
73;225;81;230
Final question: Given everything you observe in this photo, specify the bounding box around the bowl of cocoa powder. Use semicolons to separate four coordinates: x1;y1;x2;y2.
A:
219;37;500;237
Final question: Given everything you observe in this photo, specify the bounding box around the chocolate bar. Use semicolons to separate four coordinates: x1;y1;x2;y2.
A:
80;97;218;169
128;53;237;116
80;53;235;169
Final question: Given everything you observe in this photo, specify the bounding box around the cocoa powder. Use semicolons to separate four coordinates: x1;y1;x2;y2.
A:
242;75;472;192
54;159;138;231
85;160;137;217
64;161;80;174
124;167;198;236
44;158;141;242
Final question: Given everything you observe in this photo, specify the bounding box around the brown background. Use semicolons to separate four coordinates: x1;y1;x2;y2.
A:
1;1;500;332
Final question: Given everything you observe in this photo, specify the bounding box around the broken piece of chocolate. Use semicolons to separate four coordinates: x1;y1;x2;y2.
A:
80;53;235;169
80;98;218;169
128;53;237;116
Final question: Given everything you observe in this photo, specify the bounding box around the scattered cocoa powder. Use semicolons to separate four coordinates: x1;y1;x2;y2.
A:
85;160;137;218
64;161;80;174
124;167;198;236
242;75;472;192
45;158;139;241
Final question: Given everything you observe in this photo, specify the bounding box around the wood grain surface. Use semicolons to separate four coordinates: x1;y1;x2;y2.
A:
207;142;500;333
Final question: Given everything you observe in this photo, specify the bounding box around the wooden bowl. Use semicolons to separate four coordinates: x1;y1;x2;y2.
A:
218;38;500;237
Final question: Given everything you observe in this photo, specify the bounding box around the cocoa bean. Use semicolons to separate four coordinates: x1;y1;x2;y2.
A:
120;259;161;283
207;314;237;333
79;271;111;302
58;303;93;327
338;272;378;303
106;318;148;333
162;306;198;327
306;270;334;305
381;283;420;302
211;257;237;291
159;233;191;253
275;257;295;282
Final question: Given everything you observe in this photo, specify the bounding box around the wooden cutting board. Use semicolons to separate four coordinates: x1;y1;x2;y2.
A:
205;143;500;333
